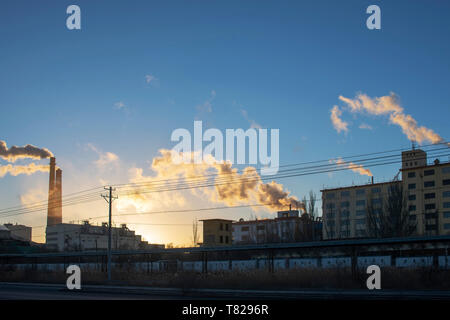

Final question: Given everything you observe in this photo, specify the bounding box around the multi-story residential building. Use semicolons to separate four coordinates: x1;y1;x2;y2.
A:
401;149;450;236
321;148;450;240
232;210;321;244
200;219;233;247
321;180;400;240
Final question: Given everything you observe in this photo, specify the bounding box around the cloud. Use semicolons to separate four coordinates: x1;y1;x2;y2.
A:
87;144;119;169
196;90;216;113
114;101;126;110
334;93;445;145
20;187;47;208
145;74;158;84
0;140;53;163
240;109;262;129
330;106;349;133
359;123;373;130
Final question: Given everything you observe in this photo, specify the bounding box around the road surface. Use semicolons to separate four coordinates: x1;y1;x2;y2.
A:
1;282;450;300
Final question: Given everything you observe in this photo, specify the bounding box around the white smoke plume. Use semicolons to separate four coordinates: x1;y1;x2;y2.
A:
0;140;53;163
117;149;304;213
0;163;49;178
330;105;349;133
334;93;445;145
333;158;373;177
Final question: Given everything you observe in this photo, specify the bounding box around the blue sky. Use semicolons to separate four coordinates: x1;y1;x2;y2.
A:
1;1;450;244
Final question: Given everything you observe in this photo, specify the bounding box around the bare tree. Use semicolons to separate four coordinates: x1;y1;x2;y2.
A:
366;182;415;238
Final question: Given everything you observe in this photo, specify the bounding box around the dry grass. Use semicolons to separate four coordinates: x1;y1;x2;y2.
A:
1;265;449;290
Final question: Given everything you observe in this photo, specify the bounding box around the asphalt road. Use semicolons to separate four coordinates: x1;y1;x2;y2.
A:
1;282;450;300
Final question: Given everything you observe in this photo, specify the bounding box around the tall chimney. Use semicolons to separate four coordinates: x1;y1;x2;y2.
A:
55;168;63;224
47;157;56;226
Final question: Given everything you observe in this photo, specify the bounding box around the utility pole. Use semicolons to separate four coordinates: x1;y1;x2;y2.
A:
102;186;117;283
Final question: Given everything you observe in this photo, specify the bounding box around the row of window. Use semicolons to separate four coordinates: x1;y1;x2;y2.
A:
409;202;450;211
408;167;450;178
325;187;381;199
408;179;450;189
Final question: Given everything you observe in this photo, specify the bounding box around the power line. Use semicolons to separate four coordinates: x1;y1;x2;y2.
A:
0;144;448;219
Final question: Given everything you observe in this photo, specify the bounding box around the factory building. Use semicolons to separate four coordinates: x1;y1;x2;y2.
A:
321;148;450;240
45;221;161;252
3;223;32;242
44;157;162;252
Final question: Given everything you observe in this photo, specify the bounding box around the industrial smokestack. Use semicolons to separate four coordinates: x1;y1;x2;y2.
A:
47;157;62;226
55;168;62;224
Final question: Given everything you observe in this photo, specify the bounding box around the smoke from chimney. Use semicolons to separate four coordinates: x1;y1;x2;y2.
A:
117;149;305;214
0;140;53;162
0;162;49;178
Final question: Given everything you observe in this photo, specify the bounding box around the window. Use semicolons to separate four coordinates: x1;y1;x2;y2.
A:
327;221;335;227
220;236;223;243
444;212;450;219
220;223;223;231
424;193;436;199
408;183;416;190
327;212;336;219
340;211;350;218
425;203;436;210
341;220;350;226
424;169;435;176
372;187;381;194
409;205;416;211
443;179;450;186
442;167;450;174
444;202;450;209
225;224;229;231
341;191;350;197
443;191;450;198
408;172;416;178
408;194;416;201
340;201;350;207
426;225;437;231
372;198;382;205
409;215;417;221
445;224;450;230
356;219;365;225
356;200;366;206
256;225;265;231
424;181;435;188
356;189;366;196
356;210;366;216
225;236;229;243
326;193;335;199
241;226;249;232
326;203;336;209
425;212;437;219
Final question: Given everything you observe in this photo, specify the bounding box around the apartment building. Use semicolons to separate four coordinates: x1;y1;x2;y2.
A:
321;180;400;240
401;149;450;236
200;219;233;247
321;148;450;240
